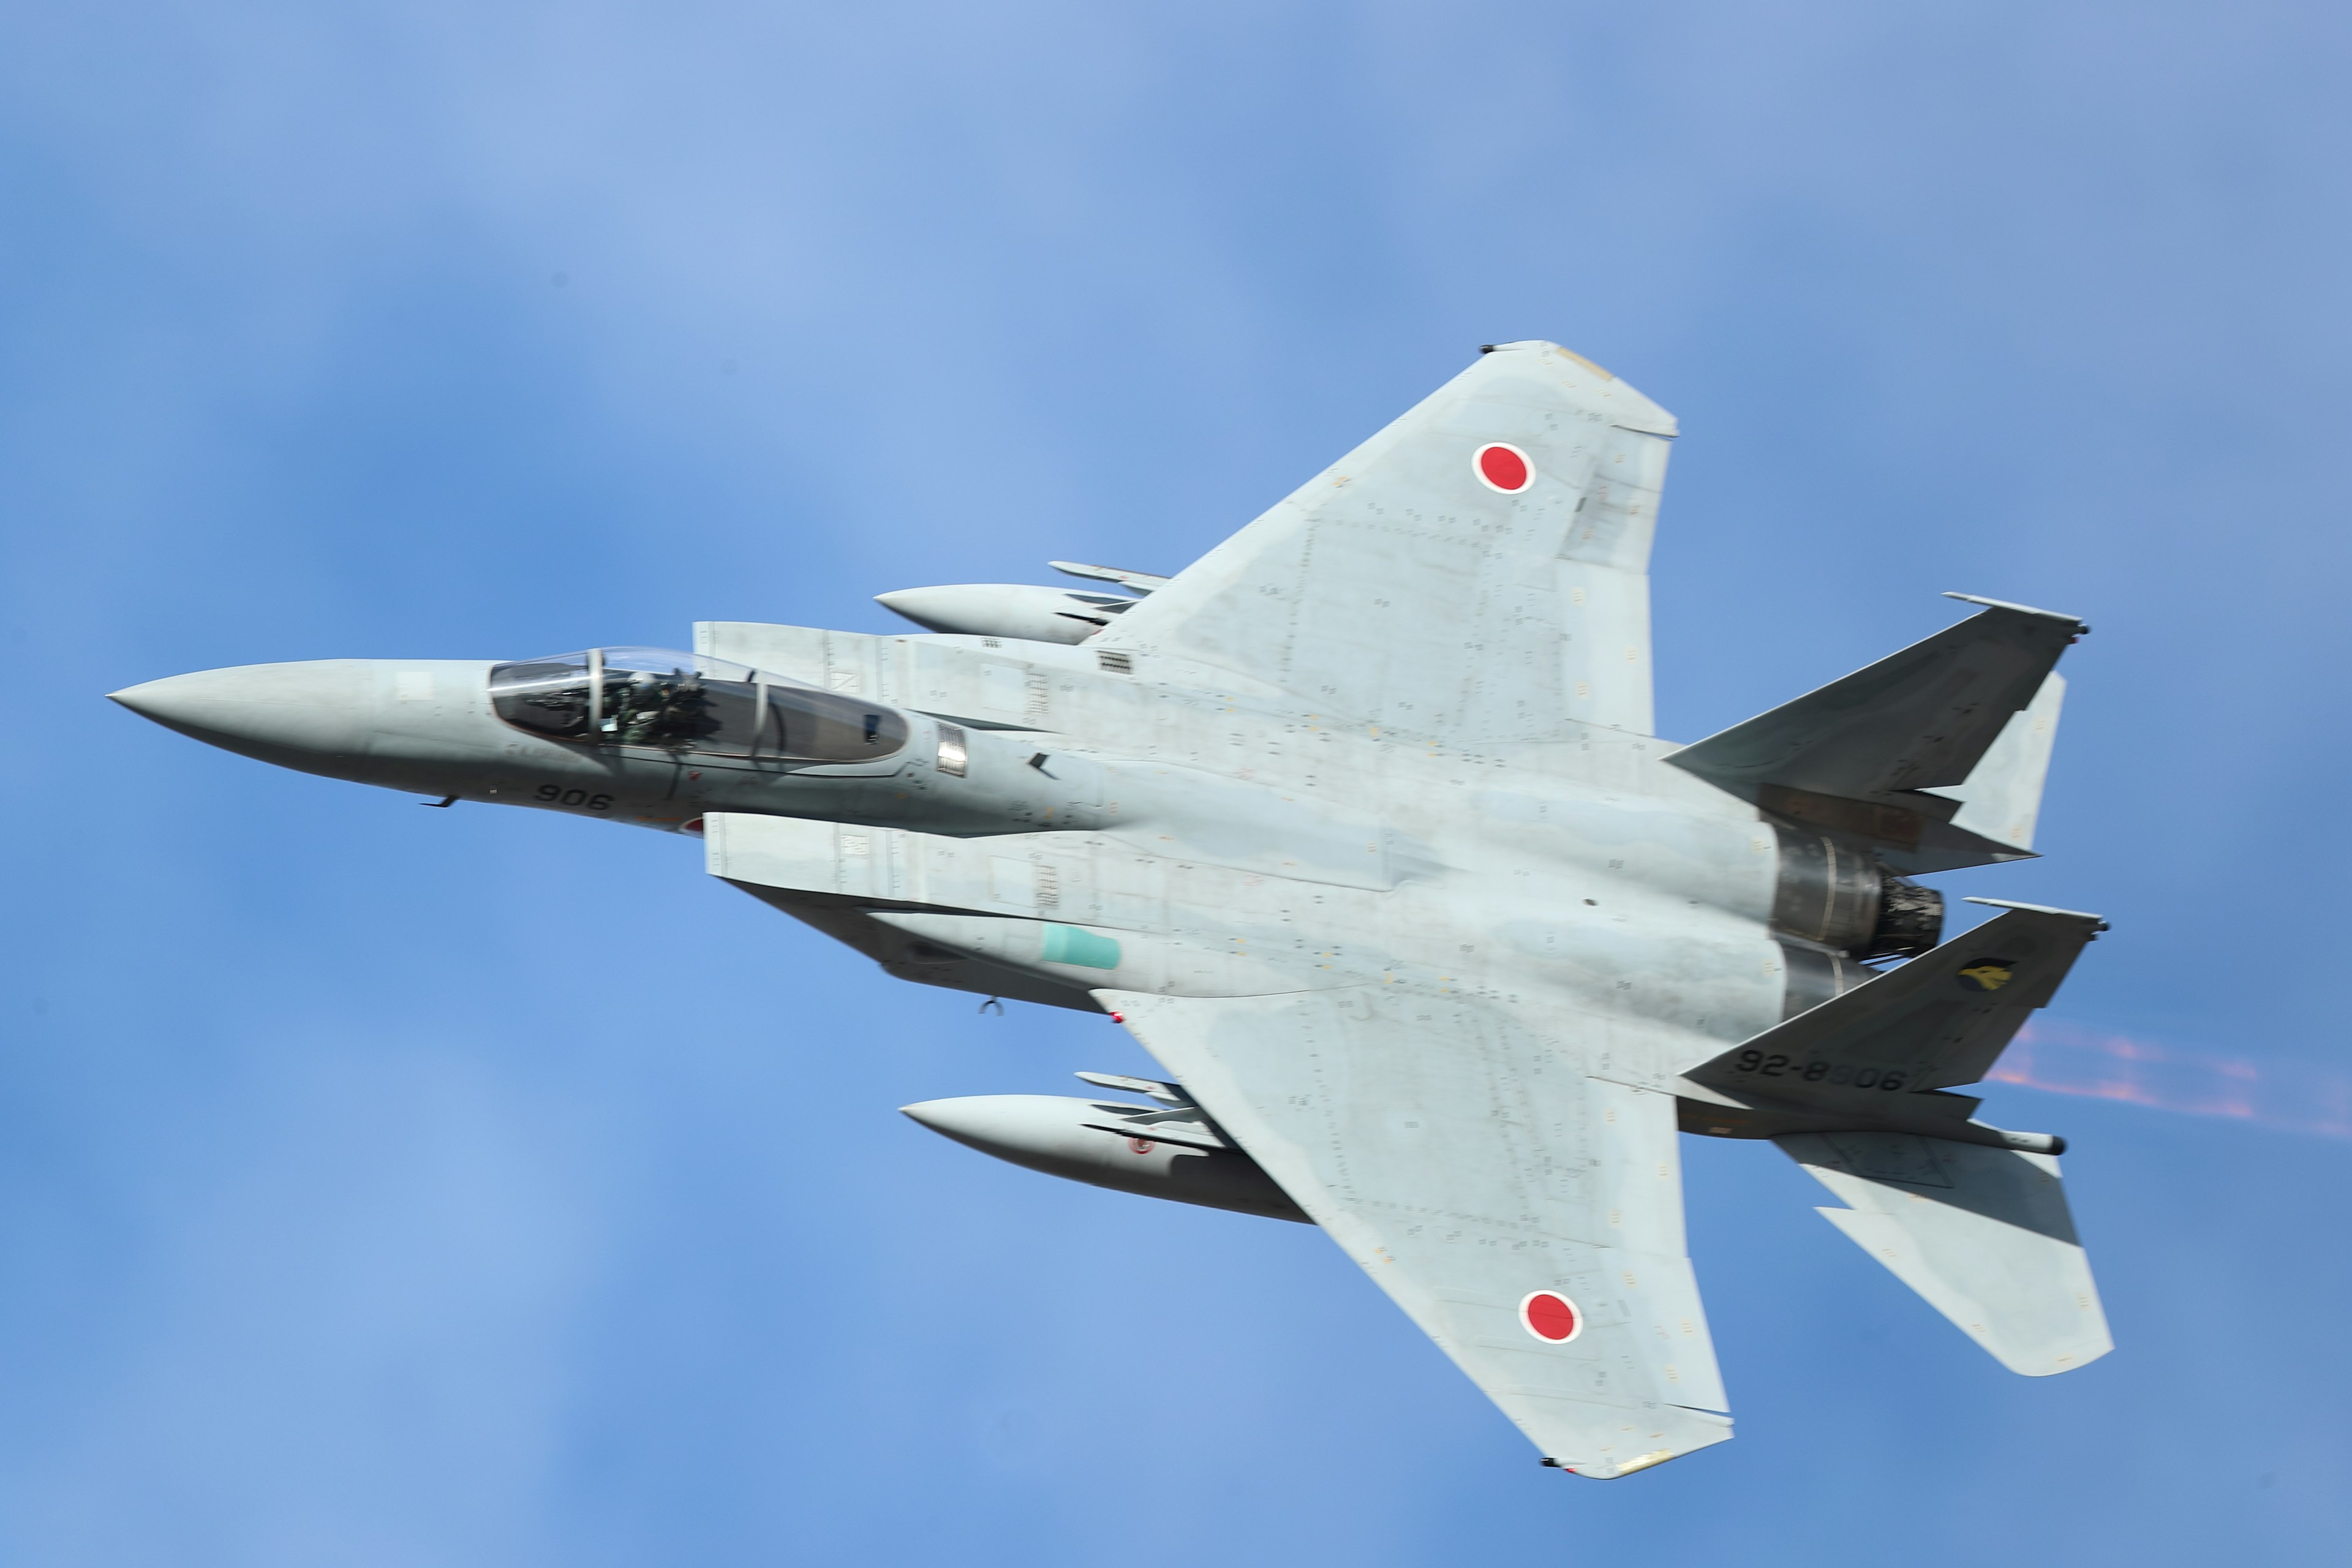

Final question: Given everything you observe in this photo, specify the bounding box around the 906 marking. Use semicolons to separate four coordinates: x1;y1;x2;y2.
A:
535;784;614;812
1732;1049;1907;1091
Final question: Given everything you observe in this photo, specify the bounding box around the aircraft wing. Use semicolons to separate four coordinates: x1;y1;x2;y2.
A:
1104;984;1733;1477
1091;341;1678;741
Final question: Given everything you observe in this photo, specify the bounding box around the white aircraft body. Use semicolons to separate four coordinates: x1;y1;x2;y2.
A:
113;342;2111;1477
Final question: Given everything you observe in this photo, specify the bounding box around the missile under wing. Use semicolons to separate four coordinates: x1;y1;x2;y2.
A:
110;341;2111;1478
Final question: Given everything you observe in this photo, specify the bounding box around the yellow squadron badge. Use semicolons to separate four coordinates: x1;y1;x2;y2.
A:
1957;960;2016;993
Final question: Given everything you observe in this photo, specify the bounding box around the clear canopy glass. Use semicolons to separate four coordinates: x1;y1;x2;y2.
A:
488;648;909;761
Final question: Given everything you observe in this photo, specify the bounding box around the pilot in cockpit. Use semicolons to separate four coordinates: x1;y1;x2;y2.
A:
489;648;907;764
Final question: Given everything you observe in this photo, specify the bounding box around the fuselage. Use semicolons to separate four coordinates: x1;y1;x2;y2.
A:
110;634;1892;1090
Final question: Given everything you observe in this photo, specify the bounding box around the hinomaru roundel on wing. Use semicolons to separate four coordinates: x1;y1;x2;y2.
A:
1519;1290;1583;1344
1474;442;1535;494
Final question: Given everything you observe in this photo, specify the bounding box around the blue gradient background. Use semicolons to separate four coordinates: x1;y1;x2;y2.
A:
2;2;2347;1561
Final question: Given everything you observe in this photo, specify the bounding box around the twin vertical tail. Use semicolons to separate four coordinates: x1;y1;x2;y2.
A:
1666;593;2084;875
1668;595;2109;1375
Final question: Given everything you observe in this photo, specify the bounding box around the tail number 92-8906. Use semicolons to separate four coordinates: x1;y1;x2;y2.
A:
1732;1049;1906;1091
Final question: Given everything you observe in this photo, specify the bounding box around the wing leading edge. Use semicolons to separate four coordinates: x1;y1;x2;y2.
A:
1105;986;1732;1477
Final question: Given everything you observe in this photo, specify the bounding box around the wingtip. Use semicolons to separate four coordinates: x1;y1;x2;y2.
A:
1963;896;2109;930
1942;591;2089;633
1477;340;1620;382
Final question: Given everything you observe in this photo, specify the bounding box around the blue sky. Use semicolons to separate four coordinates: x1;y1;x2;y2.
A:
3;1;2348;1561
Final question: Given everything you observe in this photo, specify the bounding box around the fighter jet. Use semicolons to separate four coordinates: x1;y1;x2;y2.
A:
110;341;2110;1477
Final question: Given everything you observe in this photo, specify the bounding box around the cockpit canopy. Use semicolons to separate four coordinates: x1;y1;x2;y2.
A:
489;648;910;762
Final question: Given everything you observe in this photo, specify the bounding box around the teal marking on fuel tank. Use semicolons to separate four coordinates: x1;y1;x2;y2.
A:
1039;924;1121;969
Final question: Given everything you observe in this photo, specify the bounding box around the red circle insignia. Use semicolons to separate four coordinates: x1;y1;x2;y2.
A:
1475;443;1533;493
1520;1291;1581;1343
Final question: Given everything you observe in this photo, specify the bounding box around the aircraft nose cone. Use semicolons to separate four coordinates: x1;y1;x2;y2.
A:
899;1098;976;1136
108;661;381;763
899;1096;1028;1153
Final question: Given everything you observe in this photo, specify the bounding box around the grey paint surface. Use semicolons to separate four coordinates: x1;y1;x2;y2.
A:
875;582;1139;644
1776;1133;2108;1376
899;1089;1311;1224
110;342;2109;1479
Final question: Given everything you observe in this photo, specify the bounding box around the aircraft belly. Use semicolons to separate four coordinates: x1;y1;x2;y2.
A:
703;813;1379;998
1453;785;1780;922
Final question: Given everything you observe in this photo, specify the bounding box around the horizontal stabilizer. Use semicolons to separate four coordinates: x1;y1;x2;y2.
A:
1665;598;2084;873
1685;902;2106;1104
1778;1131;2111;1374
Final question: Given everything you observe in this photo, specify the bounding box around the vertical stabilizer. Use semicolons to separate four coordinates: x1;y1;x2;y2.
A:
1923;672;2065;854
1664;598;2082;872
